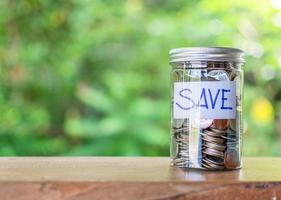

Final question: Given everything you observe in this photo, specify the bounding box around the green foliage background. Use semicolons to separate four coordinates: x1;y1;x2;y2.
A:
0;0;280;156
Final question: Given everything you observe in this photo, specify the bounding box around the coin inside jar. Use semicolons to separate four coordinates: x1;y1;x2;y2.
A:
193;119;213;129
229;71;238;81
208;70;230;81
204;141;226;151
204;155;224;165
229;119;236;131
224;148;240;169
203;148;224;158
202;161;225;170
173;69;183;82
212;119;229;130
173;119;185;129
202;129;223;137
208;127;226;134
202;134;226;144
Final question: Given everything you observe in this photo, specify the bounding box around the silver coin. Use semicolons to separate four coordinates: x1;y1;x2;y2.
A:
178;152;189;157
227;128;236;136
204;76;218;81
173;69;183;82
203;161;225;169
204;142;226;151
173;119;185;129
173;127;189;133
204;156;224;165
209;127;227;134
202;134;225;144
193;119;213;129
183;119;190;127
203;157;224;166
178;142;188;147
176;135;189;142
175;134;189;140
178;146;189;151
233;74;242;109
208;70;230;81
175;138;189;146
203;148;224;158
202;129;223;137
229;119;236;131
201;162;212;169
221;136;238;143
176;139;189;144
179;134;189;140
188;69;202;81
202;160;224;170
178;155;189;159
174;158;189;167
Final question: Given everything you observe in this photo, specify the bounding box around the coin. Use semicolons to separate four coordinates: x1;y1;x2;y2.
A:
188;69;202;81
229;71;238;81
208;70;230;81
183;119;190;127
201;162;212;169
202;129;222;137
174;157;189;167
173;127;189;134
208;127;226;135
204;155;224;165
173;119;184;129
203;148;224;158
202;74;217;81
232;73;242;108
204;141;226;151
229;119;236;131
173;69;183;82
221;136;238;144
178;143;188;150
202;160;225;170
226;127;235;134
201;69;208;80
212;119;228;130
202;134;225;144
193;119;213;129
177;134;189;141
224;148;240;169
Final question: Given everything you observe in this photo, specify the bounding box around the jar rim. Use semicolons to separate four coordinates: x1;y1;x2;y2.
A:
169;47;245;63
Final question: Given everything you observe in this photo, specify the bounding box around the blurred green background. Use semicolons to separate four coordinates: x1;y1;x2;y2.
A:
0;0;280;156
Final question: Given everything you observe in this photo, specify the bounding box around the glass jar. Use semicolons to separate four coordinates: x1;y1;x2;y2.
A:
169;47;244;170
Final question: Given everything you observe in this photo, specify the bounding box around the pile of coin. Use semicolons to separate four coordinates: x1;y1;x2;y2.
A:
201;119;228;170
171;119;190;167
171;118;240;170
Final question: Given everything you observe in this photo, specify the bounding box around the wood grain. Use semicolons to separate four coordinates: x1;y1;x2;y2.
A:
0;157;279;199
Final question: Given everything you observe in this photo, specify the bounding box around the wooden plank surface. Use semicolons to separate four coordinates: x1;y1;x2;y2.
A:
0;157;280;200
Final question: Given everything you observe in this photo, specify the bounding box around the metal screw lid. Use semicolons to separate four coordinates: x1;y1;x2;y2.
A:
169;47;245;63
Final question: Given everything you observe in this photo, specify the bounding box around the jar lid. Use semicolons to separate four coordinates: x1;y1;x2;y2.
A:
169;47;245;63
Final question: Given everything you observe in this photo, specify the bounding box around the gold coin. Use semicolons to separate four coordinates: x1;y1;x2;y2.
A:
224;148;240;169
212;119;229;130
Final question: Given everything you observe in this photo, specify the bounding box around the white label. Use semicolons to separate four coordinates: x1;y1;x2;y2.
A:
173;81;236;119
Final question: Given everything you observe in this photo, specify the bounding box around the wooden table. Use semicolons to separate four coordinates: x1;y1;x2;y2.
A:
0;157;280;200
